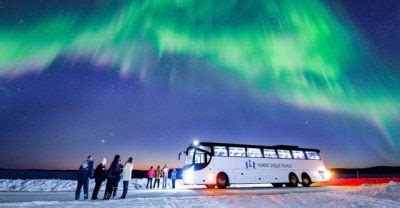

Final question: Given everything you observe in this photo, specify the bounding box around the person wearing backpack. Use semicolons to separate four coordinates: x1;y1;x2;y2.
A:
75;155;94;200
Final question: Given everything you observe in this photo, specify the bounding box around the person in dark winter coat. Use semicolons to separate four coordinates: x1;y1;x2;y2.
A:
111;159;123;198
91;158;107;200
104;155;122;200
75;155;94;200
171;169;177;189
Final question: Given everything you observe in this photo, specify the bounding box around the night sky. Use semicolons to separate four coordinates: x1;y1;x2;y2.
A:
0;0;399;170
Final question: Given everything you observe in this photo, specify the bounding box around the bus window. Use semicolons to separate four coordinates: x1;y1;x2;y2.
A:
214;146;228;157
198;145;211;153
277;149;292;159
292;150;305;159
264;149;278;158
305;151;321;160
195;151;206;164
247;148;262;158
185;148;195;165
229;147;246;157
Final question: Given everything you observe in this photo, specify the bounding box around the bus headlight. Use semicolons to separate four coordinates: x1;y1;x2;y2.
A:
326;170;333;180
318;170;331;180
206;173;215;183
183;167;194;184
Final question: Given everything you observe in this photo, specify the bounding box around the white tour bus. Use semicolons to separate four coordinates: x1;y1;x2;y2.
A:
179;141;330;188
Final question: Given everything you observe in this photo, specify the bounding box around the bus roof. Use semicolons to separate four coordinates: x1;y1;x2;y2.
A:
193;141;321;152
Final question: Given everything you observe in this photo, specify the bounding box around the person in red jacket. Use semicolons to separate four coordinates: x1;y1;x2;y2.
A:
146;166;155;189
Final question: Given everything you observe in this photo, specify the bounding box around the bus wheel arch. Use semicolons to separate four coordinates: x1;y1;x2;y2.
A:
216;172;229;189
286;172;299;187
301;172;312;187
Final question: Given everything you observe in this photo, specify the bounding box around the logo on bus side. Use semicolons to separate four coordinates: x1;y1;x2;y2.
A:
245;160;293;169
245;160;256;169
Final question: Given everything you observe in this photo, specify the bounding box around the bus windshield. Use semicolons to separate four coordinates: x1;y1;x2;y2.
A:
184;145;211;166
184;148;195;166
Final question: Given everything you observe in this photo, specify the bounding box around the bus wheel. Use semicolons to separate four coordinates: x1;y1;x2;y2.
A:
301;173;312;187
272;183;283;188
286;173;299;187
216;173;229;189
205;185;215;189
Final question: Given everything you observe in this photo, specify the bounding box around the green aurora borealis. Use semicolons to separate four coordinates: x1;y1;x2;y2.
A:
0;0;399;157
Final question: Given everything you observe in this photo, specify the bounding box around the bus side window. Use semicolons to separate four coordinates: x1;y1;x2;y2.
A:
247;148;263;158
228;147;246;157
195;152;205;164
292;150;306;159
305;151;321;160
214;146;228;157
277;149;292;159
263;149;278;158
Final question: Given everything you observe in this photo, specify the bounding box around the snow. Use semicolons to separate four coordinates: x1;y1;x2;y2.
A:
0;178;187;192
0;180;399;207
0;179;275;192
348;180;400;202
0;179;77;192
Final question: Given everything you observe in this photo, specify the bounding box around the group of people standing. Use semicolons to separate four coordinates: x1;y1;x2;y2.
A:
75;154;134;200
145;165;178;190
75;155;178;201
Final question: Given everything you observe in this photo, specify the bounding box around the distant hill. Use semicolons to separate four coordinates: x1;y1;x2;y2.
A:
331;166;400;177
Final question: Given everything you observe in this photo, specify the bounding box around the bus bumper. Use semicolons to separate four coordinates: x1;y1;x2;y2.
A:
183;167;195;184
183;167;216;185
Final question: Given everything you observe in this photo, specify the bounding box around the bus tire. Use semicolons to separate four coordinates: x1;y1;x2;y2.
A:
272;183;283;188
301;173;312;187
286;173;299;187
216;172;229;189
205;185;215;189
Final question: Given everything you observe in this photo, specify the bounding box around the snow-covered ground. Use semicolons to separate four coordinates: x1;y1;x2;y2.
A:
0;178;181;192
0;180;399;207
0;178;266;192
